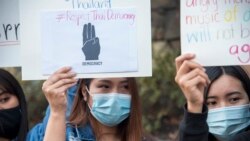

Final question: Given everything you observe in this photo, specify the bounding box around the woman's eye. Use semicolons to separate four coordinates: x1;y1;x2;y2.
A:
0;97;10;104
122;85;129;89
207;101;217;106
229;97;240;103
118;85;129;94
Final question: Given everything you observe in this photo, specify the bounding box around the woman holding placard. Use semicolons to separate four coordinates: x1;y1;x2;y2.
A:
40;67;144;141
27;22;154;141
0;69;28;141
175;54;250;141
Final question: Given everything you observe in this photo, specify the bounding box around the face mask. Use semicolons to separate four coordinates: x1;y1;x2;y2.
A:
207;104;250;141
86;89;131;127
0;106;21;139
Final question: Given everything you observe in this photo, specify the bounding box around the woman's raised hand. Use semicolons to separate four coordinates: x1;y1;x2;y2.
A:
175;54;210;113
42;67;77;115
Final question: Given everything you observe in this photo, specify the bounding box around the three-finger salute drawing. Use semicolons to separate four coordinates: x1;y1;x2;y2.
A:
82;23;101;60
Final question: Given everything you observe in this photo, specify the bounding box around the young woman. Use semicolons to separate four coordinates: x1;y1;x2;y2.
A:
0;69;28;141
175;54;250;141
42;67;143;141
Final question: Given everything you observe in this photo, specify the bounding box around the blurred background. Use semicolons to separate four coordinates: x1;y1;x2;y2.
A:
4;0;184;140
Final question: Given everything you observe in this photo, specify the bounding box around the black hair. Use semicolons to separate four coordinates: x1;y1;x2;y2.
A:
82;79;92;89
204;66;250;99
0;69;28;141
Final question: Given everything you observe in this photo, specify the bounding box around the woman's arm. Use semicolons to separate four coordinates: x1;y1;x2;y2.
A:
178;104;209;141
175;54;211;141
43;67;77;141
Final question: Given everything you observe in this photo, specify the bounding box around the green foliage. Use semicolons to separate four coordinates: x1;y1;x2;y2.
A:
137;42;185;135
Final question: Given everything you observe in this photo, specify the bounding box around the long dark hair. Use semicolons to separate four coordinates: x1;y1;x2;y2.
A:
69;78;142;141
0;69;28;141
204;66;250;99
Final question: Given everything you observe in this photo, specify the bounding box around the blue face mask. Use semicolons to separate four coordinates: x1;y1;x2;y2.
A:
207;104;250;141
86;89;131;127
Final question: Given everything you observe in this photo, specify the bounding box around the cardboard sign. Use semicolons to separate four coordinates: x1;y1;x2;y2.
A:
181;0;250;66
20;0;152;80
0;0;21;67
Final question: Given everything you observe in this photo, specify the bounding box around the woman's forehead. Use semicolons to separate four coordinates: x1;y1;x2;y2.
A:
208;75;246;97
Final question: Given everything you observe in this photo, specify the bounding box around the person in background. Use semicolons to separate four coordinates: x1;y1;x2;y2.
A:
175;54;250;141
0;69;28;141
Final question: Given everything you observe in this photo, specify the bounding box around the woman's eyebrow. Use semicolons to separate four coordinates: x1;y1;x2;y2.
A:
120;80;128;83
225;92;241;97
97;79;111;83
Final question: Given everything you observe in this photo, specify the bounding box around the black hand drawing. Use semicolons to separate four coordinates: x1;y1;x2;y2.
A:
82;23;100;60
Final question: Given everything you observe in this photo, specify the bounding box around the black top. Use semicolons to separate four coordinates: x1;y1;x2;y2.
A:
178;104;217;141
229;130;250;141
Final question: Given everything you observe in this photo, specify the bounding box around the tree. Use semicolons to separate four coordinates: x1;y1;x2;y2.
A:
138;42;184;139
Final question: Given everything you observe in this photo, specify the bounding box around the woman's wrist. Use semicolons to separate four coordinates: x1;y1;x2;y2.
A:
50;110;66;119
187;102;203;113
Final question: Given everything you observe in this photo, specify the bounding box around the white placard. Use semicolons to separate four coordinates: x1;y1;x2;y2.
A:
41;8;137;75
0;0;21;67
20;0;152;80
181;1;250;66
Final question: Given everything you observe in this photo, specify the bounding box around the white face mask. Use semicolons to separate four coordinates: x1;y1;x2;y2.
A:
207;104;250;141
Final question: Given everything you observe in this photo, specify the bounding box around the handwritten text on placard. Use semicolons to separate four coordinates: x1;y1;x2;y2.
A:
55;9;135;26
181;0;250;65
0;23;20;47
